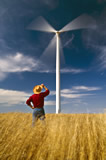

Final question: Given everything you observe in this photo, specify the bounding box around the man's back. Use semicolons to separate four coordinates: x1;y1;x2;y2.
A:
26;89;50;108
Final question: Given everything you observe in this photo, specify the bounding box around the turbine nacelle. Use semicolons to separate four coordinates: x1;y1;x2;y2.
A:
56;31;60;37
55;30;64;35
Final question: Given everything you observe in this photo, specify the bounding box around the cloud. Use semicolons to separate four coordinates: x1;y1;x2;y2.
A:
63;34;75;48
39;67;86;74
50;91;56;95
0;53;38;80
99;46;106;69
0;88;69;107
61;93;93;99
0;88;56;107
0;72;7;81
50;85;101;99
45;101;56;105
0;89;30;106
0;85;102;109
60;85;101;99
0;53;37;72
60;68;86;74
61;89;77;94
61;86;101;94
72;86;102;91
0;52;86;80
40;0;59;9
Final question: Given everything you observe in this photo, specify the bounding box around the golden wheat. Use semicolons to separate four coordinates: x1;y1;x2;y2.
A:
0;113;106;160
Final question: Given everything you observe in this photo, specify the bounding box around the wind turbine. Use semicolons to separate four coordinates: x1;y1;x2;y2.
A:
27;14;95;114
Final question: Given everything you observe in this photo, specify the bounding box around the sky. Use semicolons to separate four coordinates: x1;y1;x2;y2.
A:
0;0;106;113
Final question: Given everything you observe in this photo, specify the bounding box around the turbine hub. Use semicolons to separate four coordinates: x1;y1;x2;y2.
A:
56;31;60;36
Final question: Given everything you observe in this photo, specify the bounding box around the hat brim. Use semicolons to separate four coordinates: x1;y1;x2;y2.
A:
33;85;43;94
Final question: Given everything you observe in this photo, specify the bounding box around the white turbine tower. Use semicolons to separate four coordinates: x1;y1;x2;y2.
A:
27;14;95;114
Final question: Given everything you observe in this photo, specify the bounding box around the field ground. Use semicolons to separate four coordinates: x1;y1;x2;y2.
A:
0;113;106;160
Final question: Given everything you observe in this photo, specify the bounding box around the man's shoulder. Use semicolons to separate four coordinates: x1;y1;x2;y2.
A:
31;94;36;97
40;89;50;96
32;94;40;97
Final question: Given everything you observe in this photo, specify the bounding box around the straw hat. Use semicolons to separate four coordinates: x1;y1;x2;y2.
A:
33;85;43;94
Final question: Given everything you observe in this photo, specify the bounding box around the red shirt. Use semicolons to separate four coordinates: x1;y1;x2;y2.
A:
26;89;50;108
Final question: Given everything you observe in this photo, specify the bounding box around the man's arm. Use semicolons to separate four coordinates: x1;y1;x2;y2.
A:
41;84;50;97
44;85;48;90
28;104;34;109
26;96;34;109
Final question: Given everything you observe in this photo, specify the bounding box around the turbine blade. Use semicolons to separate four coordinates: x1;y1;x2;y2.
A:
60;14;96;32
27;16;56;33
40;35;56;68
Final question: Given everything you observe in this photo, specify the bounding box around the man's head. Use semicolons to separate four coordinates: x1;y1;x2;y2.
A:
33;85;43;94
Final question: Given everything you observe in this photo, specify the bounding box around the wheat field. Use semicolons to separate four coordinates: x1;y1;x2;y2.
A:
0;113;106;160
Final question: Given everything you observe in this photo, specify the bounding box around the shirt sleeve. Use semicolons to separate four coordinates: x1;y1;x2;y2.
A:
41;89;50;97
26;96;32;105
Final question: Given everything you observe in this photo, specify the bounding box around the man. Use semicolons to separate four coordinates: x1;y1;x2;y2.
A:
26;84;50;126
